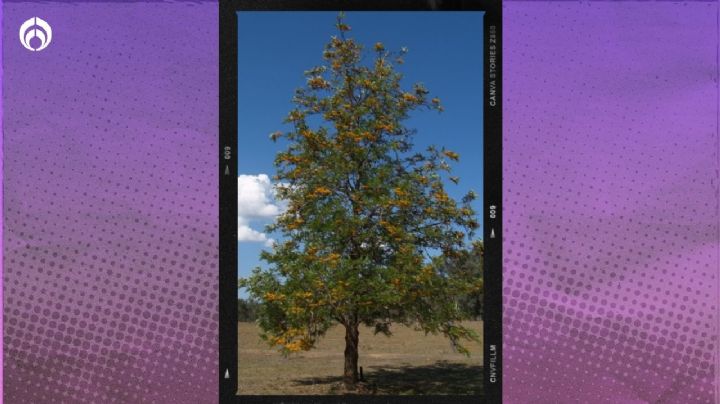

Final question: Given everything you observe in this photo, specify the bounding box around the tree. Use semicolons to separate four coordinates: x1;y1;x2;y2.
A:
240;13;482;388
431;241;484;321
237;298;261;322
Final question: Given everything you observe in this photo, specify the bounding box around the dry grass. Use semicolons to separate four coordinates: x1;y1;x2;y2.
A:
237;321;483;395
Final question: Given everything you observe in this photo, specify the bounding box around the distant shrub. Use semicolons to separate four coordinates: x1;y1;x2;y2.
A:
238;299;261;322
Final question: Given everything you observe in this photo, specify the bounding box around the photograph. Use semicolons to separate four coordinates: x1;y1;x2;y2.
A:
235;11;485;396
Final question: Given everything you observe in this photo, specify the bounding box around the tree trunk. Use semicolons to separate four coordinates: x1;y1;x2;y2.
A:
343;323;360;387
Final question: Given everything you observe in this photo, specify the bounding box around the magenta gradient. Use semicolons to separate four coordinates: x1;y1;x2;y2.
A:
503;2;718;403
3;1;218;403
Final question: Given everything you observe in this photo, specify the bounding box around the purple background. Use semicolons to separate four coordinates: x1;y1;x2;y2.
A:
503;2;718;403
3;1;218;403
1;1;718;404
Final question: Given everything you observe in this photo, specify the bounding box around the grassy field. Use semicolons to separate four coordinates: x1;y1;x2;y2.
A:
237;321;483;395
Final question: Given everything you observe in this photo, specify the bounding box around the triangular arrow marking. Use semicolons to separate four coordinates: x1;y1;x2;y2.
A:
224;369;230;379
490;229;495;238
224;165;230;175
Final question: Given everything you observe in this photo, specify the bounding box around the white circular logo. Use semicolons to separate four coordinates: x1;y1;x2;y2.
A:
19;17;52;52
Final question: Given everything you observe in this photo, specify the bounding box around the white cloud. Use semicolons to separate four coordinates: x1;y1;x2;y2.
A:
238;216;276;247
238;174;285;246
238;174;284;218
238;217;266;241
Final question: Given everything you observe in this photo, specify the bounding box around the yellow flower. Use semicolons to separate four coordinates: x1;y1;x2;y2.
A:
312;187;332;196
287;218;304;230
375;122;395;132
433;191;449;202
442;150;460;161
284;341;303;352
374;42;385;51
264;292;285;302
382;222;400;237
401;93;418;102
322;252;341;263
307;76;329;89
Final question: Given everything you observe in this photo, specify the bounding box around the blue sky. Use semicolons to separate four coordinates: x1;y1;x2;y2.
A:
237;11;484;296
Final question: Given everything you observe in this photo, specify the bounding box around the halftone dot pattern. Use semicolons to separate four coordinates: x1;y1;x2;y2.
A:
3;2;218;403
504;2;718;404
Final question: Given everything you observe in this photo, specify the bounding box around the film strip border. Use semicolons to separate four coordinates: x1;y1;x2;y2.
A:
220;1;502;402
483;5;502;403
219;0;239;401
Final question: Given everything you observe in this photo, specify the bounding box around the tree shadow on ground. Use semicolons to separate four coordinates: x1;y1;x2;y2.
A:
292;361;482;395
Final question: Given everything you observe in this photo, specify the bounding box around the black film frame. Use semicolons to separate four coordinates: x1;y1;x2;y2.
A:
220;1;502;403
